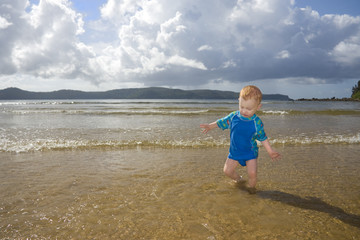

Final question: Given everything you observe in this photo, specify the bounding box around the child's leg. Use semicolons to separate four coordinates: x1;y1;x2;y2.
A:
223;158;242;182
246;159;257;188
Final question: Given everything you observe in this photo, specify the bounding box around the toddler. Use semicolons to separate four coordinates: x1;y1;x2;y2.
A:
200;85;281;193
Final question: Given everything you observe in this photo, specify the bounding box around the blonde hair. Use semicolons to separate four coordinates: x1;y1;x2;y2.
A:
240;85;262;104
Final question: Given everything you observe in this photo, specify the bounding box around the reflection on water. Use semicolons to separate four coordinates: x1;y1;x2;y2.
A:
1;145;359;239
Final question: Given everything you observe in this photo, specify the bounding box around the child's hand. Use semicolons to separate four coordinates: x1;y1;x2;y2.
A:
269;151;281;161
261;139;281;162
200;124;211;134
200;122;218;134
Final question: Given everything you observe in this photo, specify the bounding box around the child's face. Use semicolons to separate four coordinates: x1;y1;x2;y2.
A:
238;97;262;118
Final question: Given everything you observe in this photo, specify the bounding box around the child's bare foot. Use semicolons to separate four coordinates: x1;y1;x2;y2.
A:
233;176;246;186
231;177;247;189
235;176;245;183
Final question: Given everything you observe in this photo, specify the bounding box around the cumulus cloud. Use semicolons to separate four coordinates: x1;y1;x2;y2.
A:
0;0;99;81
0;0;360;90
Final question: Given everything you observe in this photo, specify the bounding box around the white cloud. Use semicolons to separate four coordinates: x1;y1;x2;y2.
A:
0;0;360;96
0;16;12;29
1;0;96;80
222;60;237;69
197;45;213;51
331;35;360;65
155;11;186;50
168;55;207;70
276;50;290;59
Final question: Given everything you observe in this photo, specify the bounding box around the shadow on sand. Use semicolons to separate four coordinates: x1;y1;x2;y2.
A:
256;190;360;229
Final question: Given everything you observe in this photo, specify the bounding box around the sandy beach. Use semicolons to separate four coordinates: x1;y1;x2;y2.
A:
1;145;359;239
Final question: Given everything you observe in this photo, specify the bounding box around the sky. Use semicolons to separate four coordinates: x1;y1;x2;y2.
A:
0;0;360;99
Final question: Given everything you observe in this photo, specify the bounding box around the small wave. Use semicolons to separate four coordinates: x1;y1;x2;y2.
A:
6;108;213;116
8;109;359;116
0;102;28;106
1;133;359;153
301;110;360;116
271;133;360;146
11;110;69;115
105;109;210;115
259;110;360;116
261;110;289;115
0;138;230;153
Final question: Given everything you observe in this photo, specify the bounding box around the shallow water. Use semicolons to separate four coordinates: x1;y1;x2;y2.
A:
1;99;359;239
1;145;359;239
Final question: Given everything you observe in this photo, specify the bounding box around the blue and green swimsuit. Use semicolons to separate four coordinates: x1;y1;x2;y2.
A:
216;111;267;166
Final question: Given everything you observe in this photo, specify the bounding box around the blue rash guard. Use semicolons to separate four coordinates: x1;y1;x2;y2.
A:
216;111;267;166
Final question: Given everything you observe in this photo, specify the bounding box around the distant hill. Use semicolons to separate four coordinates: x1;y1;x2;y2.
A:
0;87;292;100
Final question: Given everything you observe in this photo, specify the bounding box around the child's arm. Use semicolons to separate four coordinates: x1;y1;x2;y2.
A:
200;122;219;134
201;111;235;134
261;139;281;161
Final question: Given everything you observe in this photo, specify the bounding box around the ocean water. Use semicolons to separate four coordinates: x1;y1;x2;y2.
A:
0;99;359;152
0;99;359;239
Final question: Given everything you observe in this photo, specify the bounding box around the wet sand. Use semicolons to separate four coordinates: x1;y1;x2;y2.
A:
1;145;359;239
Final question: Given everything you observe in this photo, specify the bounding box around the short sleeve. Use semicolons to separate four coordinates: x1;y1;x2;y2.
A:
216;111;237;130
255;117;267;141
